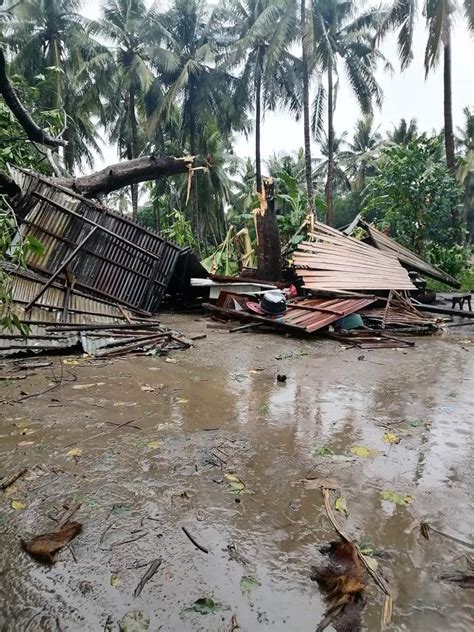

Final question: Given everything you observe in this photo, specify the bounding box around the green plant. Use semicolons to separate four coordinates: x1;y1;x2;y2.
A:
162;209;195;248
363;136;462;254
424;243;469;277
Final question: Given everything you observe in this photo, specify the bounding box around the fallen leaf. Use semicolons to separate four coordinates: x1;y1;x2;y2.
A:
146;440;161;449
189;597;220;615
17;440;34;447
240;575;261;594
304;478;340;490
119;611;150;631
72;384;95;390
66;448;82;457
350;445;382;458
11;500;26;510
335;497;348;517
311;446;335;457
380;490;413;506
224;473;245;494
22;522;81;563
141;385;155;392
111;573;121;588
63;359;80;366
113;402;137;408
176;398;188;404
383;432;400;444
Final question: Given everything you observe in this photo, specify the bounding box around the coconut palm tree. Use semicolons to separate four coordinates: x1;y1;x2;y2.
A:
228;0;300;195
92;0;176;218
455;106;474;236
377;0;473;177
5;0;105;171
343;115;382;192
226;0;300;279
157;0;247;251
387;117;419;145
309;0;388;226
314;130;351;193
301;0;314;214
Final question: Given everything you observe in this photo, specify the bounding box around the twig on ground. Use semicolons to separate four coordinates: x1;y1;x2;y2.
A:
56;502;81;530
63;418;142;449
133;558;162;598
182;526;209;554
0;467;27;490
106;531;148;550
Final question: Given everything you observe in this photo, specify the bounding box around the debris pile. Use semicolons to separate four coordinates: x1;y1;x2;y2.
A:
293;221;416;291
1;168;200;356
199;219;458;347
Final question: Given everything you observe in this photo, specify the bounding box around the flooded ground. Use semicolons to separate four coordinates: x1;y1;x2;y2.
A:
0;314;473;631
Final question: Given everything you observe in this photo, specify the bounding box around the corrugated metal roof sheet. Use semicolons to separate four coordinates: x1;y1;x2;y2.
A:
0;272;135;355
208;292;376;334
11;168;184;312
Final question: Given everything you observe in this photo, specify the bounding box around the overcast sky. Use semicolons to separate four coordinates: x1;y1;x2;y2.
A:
82;0;473;170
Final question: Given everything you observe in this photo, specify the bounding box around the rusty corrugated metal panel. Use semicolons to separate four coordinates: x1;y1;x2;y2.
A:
8;272;133;324
211;293;376;334
0;272;136;356
11;168;183;312
283;297;376;332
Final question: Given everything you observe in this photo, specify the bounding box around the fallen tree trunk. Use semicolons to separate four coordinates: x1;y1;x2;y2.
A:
0;154;196;200
0;49;66;148
54;154;195;197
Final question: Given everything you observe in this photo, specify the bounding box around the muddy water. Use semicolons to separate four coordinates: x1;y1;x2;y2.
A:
0;316;472;631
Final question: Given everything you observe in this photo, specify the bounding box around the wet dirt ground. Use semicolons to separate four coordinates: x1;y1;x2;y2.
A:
0;314;473;631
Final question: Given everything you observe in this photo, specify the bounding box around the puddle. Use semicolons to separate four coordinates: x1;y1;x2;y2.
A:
0;320;472;630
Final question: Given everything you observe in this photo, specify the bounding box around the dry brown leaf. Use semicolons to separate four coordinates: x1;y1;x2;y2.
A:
22;522;81;564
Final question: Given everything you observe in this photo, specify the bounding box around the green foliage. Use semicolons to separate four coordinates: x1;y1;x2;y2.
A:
363;136;462;256
162;209;195;248
424;243;469;277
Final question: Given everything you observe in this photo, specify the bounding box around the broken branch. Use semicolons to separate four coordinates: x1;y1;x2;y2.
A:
133;558;162;598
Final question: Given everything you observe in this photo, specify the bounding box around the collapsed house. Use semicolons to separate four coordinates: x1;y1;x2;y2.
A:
0;167;468;355
200;219;463;348
0;168;205;356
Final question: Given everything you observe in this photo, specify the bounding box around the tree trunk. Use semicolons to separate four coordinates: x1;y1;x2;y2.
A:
443;38;455;174
443;36;461;241
255;72;262;195
255;71;266;275
54;155;195;197
258;178;282;281
189;81;201;254
0;49;66;148
129;89;139;220
301;0;314;216
325;60;334;227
